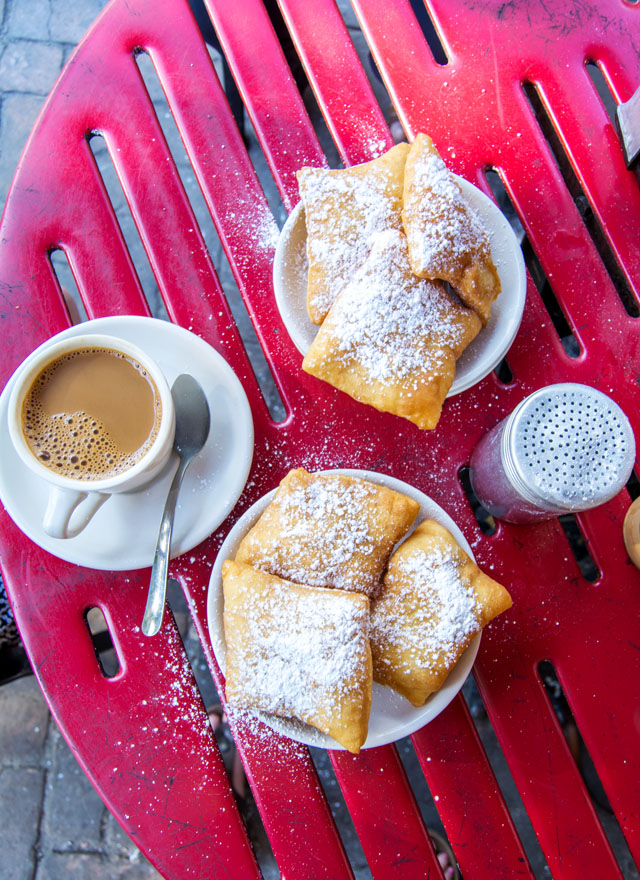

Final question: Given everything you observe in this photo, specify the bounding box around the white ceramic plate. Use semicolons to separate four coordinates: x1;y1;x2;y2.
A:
0;316;254;570
273;177;526;395
207;469;480;750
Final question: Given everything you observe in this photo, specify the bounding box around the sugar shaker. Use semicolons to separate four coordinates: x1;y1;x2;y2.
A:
468;383;636;524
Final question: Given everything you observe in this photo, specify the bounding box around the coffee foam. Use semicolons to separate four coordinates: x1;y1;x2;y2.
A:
22;348;162;481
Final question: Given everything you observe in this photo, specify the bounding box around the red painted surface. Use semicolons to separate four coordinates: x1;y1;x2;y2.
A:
0;0;639;877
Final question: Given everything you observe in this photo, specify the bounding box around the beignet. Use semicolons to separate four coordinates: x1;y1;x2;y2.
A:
222;560;372;753
235;468;419;596
297;142;409;324
302;229;482;430
402;133;501;325
370;519;512;706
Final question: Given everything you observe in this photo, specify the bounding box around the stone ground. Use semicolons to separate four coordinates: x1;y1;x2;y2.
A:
1;1;639;878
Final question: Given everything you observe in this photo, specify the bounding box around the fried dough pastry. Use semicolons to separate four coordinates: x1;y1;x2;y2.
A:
297;142;409;324
370;519;512;706
302;229;482;430
235;468;419;596
222;560;372;753
402;133;501;325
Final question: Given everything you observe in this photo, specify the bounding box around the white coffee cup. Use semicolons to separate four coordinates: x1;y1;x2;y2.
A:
8;333;176;539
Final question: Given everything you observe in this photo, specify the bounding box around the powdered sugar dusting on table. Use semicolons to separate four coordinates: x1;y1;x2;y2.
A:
321;229;472;382
225;200;280;257
224;703;312;757
371;544;479;671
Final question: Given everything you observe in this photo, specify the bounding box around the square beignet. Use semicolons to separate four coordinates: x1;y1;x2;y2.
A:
402;133;501;325
222;560;372;753
302;229;482;430
235;468;419;596
370;519;512;706
297;142;409;325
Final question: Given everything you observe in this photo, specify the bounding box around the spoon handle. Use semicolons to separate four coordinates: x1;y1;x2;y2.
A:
142;458;188;636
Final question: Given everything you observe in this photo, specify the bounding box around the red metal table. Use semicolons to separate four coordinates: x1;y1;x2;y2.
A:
1;0;639;877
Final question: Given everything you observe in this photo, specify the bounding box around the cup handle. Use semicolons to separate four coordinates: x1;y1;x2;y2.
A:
43;486;110;539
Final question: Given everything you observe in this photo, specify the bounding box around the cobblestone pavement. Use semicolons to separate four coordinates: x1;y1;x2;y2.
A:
0;2;163;876
1;2;639;879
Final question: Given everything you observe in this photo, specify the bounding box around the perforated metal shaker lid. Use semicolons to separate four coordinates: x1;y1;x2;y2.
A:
501;383;636;512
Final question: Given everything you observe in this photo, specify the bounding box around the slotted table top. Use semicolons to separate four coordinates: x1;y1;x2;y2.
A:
1;1;639;877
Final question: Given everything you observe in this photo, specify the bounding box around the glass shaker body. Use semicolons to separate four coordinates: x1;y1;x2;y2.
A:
469;416;561;523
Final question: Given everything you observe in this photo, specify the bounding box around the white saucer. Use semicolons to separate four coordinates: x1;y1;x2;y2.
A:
0;317;254;570
207;469;480;750
273;177;526;395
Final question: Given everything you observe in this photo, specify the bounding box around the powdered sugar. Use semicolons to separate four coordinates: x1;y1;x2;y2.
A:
228;576;369;721
404;148;490;278
241;473;388;592
321;229;473;382
223;703;312;757
299;165;401;318
371;544;479;672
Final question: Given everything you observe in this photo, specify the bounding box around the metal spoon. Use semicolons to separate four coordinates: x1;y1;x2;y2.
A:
142;374;211;637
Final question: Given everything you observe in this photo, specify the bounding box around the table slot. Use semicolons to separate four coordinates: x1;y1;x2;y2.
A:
165;581;275;876
458;464;498;537
134;50;287;420
145;33;292;233
537;660;634;878
87;133;171;322
569;496;635;587
85;605;121;678
278;0;394;167
170;562;356;878
553;643;640;868
451;482;640;870
494;357;514;385
125;6;313;415
491;152;638;393
626;469;640;501
473;647;626;877
412;691;538;879
164;575;284;876
586;61;618;126
538;661;630;838
82;56;232;325
330;743;444;878
0;133;152;326
206;0;328;207
522;81;640;319
405;0;449;67
48;249;90;325
0;256;70;378
557;515;600;583
485;168;526;244
222;708;356;879
520;233;582;358
501;97;636;360
351;0;445;141
308;746;373;875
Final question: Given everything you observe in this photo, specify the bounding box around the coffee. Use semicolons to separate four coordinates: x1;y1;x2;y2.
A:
22;347;162;480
